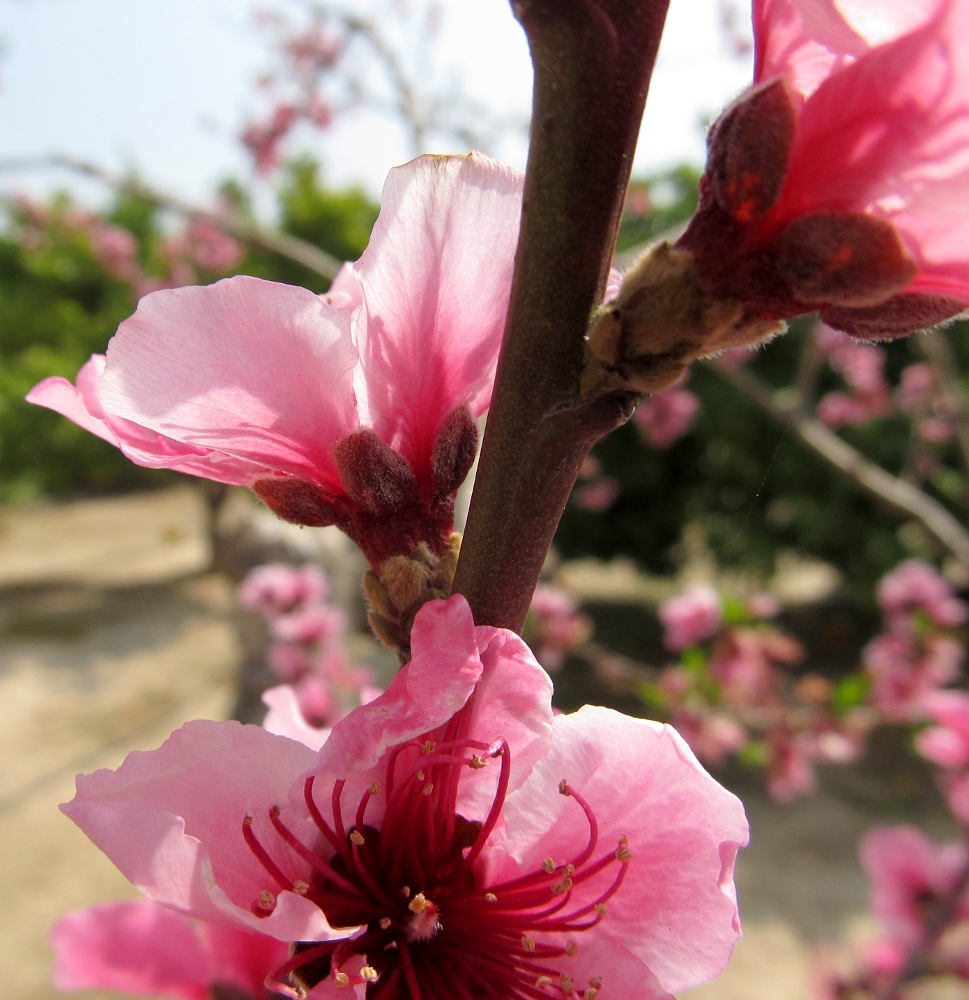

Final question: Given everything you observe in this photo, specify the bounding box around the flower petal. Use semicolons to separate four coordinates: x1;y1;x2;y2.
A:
316;595;481;776
50;901;211;999
99;276;359;491
501;707;749;994
353;153;523;482
62;720;343;942
262;684;331;752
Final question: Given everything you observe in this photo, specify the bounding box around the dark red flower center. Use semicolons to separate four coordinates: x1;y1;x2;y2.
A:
242;707;630;999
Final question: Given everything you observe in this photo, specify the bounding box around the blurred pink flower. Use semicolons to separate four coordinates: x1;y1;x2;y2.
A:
672;709;747;767
573;475;621;512
63;596;749;999
50;899;287;1000
184;220;244;273
633;384;701;449
897;363;936;413
237;563;329;617
864;632;963;720
28;153;523;568
918;689;969;769
861;826;969;948
659;586;724;651
766;731;817;802
710;628;804;706
526;585;592;671
877;560;968;632
682;0;969;339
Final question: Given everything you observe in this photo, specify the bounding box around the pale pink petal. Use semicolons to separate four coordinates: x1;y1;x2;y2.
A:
550;938;673;1000
262;684;331;751
324;262;364;312
353;153;523;481
61;720;342;942
204;921;291;996
99;276;359;492
458;625;554;818
501;707;749;994
26;358;120;447
316;596;482;775
50;901;210;999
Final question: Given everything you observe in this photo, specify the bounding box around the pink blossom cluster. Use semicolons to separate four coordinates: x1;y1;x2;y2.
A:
524;585;593;672
814;827;969;999
632;376;701;450
863;561;968;721
237;562;374;728
814;324;892;429
653;586;869;801
572;455;621;513
14;195;243;300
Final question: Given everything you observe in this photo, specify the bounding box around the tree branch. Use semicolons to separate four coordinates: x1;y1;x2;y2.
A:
452;0;672;631
706;358;969;568
0;154;343;280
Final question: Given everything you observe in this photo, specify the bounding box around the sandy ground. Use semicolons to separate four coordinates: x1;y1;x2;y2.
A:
1;486;964;1000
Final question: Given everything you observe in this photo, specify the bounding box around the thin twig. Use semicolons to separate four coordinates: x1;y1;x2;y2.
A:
0;153;343;280
706;357;969;568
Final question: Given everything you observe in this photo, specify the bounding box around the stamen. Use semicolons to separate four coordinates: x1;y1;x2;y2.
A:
560;972;575;994
303;776;340;851
465;739;511;867
334;972;351;988
422;740;436;754
521;935;536;952
293;880;309;895
380;917;392;929
542;858;556;874
584;989;599;999
536;976;553;988
551;876;573;895
485;892;497;903
361;966;379;982
241;814;291;892
350;829;365;846
565;941;578;957
257;890;275;911
265;941;337;997
561;784;599;869
422;783;434;795
470;755;487;769
589;977;602;989
409;892;429;913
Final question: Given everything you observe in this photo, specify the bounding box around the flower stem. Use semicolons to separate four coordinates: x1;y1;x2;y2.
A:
452;0;671;631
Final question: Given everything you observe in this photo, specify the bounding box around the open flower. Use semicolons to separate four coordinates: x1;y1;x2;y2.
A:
51;899;288;1000
64;596;748;999
679;0;969;342
27;153;523;567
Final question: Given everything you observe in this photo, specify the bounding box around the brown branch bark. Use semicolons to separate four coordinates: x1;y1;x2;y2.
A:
452;0;672;632
0;154;343;280
707;358;969;568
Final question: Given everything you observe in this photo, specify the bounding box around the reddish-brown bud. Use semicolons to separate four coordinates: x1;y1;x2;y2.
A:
251;477;342;527
334;430;420;515
707;79;796;226
431;405;478;496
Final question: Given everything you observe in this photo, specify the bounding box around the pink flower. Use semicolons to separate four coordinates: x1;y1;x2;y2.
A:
63;596;749;999
185;219;244;273
573;476;621;513
898;362;936;413
237;564;330;617
917;689;969;769
877;560;968;631
681;0;969;339
50;899;288;999
633;384;701;450
709;628;804;706
671;709;747;767
659;587;724;651
765;731;817;802
270;605;345;646
526;585;592;672
28;154;523;568
860;825;969;947
864;632;963;720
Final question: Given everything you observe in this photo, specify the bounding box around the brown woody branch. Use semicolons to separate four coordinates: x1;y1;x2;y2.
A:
452;0;672;632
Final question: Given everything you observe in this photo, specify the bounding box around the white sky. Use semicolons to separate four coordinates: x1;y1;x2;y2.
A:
0;0;753;213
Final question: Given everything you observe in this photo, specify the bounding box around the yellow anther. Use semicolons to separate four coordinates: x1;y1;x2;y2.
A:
334;971;350;988
535;976;553;988
257;890;275;910
349;829;365;846
588;977;602;989
292;880;309;895
560;972;575;994
551;877;573;895
584;989;599;999
564;864;575;876
416;770;425;782
542;857;556;873
422;740;436;754
618;834;628;846
408;892;428;913
595;903;608;917
360;966;379;982
521;935;536;952
244;811;254;823
559;779;570;796
616;845;632;862
565;941;578;957
422;783;434;796
470;755;487;769
370;779;381;795
484;892;497;903
379;917;392;930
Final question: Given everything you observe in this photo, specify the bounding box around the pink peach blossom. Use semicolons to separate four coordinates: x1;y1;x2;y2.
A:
917;689;969;769
28;153;523;568
526;585;592;671
50;899;288;999
864;632;963;720
877;560;968;631
860;825;969;947
573;475;622;513
237;563;330;617
682;0;969;339
659;586;724;651
64;596;749;999
633;384;701;450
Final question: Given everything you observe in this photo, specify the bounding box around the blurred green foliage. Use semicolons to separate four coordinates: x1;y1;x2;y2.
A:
0;161;377;502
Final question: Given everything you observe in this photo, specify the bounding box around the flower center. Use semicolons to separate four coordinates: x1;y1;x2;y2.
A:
242;711;630;999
